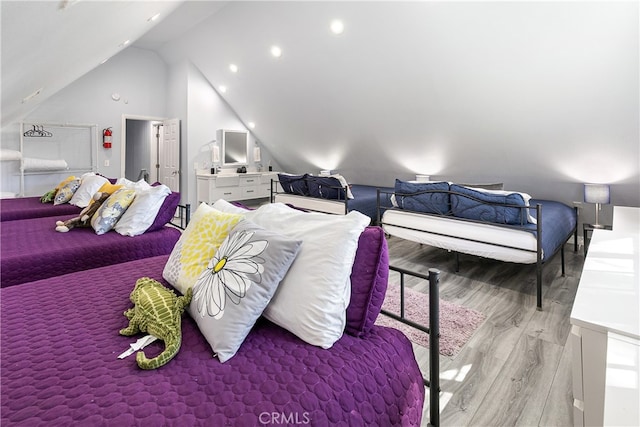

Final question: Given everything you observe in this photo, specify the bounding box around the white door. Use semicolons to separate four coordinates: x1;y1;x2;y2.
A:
160;118;180;193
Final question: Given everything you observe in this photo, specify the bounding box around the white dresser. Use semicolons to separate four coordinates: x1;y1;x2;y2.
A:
196;172;279;204
570;206;640;426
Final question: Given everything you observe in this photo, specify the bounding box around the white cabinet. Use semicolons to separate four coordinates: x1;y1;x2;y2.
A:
570;206;640;426
196;172;278;204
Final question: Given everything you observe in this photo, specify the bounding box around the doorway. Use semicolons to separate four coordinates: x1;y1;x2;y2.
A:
121;115;180;193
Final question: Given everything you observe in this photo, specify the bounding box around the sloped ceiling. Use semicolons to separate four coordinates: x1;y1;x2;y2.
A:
0;0;186;127
2;1;637;196
153;1;639;187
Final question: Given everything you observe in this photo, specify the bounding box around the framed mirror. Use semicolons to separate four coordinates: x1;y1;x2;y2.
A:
218;129;248;166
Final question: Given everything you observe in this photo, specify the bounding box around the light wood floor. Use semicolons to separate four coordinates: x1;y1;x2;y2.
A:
385;236;584;427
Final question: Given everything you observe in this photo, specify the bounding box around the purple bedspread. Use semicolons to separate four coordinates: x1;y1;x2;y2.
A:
0;196;81;221
1;256;425;426
1;216;180;288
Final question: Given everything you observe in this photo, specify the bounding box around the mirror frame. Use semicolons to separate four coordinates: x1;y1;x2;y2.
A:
219;129;248;167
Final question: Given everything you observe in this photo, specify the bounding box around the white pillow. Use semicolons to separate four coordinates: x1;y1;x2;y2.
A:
116;178;152;192
330;174;354;199
69;174;108;208
0;149;22;161
115;185;172;236
212;198;251;214
240;203;370;348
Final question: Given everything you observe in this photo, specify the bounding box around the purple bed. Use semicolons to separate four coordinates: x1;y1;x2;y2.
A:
0;196;81;221
1;226;436;426
0;215;181;288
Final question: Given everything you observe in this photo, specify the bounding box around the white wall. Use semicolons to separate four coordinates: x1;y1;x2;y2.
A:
0;48;280;208
0;47;168;183
183;63;280;207
165;60;189;205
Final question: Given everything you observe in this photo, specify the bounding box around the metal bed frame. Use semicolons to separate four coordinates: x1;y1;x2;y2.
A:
171;203;191;230
270;177;351;215
385;265;441;426
377;188;578;310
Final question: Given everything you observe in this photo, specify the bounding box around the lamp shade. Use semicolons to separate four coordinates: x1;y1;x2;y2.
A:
584;184;610;205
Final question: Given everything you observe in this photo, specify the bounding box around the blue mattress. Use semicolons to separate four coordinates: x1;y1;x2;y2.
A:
347;185;393;220
528;199;577;260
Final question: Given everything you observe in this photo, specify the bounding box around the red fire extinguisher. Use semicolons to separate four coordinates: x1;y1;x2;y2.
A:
103;128;112;149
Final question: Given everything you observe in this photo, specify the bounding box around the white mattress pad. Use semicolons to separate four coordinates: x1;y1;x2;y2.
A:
382;209;540;264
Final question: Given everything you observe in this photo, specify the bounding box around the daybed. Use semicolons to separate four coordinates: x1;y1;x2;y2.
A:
271;173;392;221
379;180;578;310
1;206;442;426
0;203;189;288
0;195;81;221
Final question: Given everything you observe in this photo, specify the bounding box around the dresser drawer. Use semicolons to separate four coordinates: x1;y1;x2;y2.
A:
196;172;276;204
257;185;271;198
239;175;260;186
241;187;261;199
215;175;240;187
211;186;242;201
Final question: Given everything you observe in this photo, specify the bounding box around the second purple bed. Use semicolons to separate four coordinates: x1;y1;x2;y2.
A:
0;196;81;222
1;215;181;288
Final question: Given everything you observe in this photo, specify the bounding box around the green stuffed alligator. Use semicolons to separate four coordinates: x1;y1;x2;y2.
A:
120;277;192;370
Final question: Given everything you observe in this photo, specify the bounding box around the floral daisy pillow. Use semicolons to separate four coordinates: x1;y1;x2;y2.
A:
163;203;244;295
189;220;302;363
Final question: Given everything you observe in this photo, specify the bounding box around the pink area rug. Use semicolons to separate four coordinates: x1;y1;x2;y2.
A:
375;283;485;357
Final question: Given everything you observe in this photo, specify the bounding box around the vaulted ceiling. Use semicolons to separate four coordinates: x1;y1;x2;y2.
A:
0;0;222;127
149;1;639;185
2;1;638;195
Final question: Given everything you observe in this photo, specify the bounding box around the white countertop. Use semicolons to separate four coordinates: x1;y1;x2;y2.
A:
196;171;276;177
570;206;640;340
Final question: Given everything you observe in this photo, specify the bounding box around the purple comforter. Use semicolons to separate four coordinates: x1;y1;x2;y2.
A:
1;216;180;288
1;256;425;426
0;196;81;221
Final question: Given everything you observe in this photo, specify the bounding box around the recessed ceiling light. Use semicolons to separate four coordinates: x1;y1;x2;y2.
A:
248;122;256;129
120;39;131;47
330;20;344;35
270;46;282;58
148;13;160;22
229;64;238;73
218;85;227;93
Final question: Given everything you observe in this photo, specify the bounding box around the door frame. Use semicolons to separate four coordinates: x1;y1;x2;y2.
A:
120;114;166;180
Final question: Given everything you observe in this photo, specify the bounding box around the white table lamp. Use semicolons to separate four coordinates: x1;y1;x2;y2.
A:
584;183;610;228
